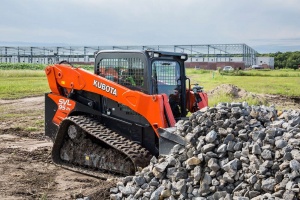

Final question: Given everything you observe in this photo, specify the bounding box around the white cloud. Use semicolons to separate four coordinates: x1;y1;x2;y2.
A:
0;0;299;52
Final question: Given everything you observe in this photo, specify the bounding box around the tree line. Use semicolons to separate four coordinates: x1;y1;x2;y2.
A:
259;51;300;69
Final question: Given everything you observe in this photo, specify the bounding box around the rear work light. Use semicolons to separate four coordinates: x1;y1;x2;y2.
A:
180;55;186;60
153;53;160;58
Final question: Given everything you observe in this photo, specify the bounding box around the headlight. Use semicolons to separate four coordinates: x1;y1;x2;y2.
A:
153;53;160;58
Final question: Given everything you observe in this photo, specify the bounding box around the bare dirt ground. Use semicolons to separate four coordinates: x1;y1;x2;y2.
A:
0;85;299;200
0;97;115;200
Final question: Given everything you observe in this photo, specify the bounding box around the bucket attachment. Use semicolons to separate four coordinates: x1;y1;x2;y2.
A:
158;127;186;155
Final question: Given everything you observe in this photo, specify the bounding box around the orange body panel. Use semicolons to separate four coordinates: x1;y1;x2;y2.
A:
48;94;76;125
198;92;208;109
186;90;208;112
162;94;176;127
45;64;172;137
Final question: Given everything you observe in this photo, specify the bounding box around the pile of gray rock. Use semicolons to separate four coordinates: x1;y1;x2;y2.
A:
110;102;300;200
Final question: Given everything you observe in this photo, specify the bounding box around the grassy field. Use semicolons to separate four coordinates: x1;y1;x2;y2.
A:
0;68;299;107
0;63;93;99
187;69;300;97
238;69;300;77
0;70;48;99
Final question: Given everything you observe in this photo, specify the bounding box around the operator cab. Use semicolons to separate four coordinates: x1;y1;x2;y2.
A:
94;50;188;119
151;54;187;118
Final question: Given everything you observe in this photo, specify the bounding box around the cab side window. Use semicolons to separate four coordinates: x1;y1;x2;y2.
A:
98;58;145;89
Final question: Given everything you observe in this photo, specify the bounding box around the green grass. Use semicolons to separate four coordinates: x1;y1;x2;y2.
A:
25;126;39;131
0;70;48;99
207;91;268;107
0;109;43;120
0;70;46;77
0;67;299;104
187;68;300;107
231;69;300;77
0;64;92;99
0;63;47;70
187;69;300;97
35;119;45;126
0;62;94;71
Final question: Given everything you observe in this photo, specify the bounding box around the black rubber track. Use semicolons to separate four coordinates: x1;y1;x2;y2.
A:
51;116;152;179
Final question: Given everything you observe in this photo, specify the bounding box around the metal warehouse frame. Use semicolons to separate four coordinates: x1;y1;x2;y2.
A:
0;44;257;67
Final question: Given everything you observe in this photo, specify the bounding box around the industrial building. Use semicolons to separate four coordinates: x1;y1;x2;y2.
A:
0;44;270;69
256;57;274;69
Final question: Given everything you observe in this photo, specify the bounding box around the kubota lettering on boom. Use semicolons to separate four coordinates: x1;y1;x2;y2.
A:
93;80;117;96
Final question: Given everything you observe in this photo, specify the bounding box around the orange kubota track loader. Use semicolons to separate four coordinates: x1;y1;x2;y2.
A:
45;50;208;177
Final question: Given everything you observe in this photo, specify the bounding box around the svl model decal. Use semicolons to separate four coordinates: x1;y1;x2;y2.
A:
58;99;73;111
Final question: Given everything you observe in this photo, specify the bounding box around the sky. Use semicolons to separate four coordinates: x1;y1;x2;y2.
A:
0;0;299;53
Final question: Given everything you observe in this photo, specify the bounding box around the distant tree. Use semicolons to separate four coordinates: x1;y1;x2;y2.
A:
275;52;287;69
264;51;299;69
286;51;300;70
253;51;300;69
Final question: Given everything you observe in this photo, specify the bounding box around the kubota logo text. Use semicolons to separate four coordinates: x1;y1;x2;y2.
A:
93;80;117;96
58;99;72;111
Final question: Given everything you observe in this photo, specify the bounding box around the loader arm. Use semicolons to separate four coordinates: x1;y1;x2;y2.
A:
45;64;175;137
